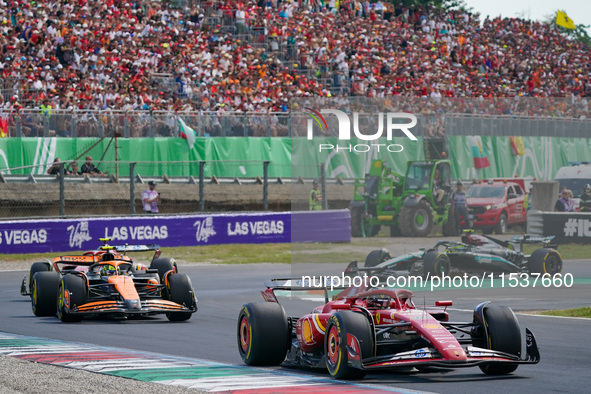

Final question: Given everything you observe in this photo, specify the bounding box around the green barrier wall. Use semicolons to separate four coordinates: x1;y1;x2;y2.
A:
0;137;291;178
447;136;591;181
0;136;588;180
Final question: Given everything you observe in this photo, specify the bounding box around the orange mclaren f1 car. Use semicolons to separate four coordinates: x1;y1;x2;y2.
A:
21;241;197;322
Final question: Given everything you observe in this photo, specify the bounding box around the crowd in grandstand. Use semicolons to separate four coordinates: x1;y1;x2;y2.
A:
0;0;590;125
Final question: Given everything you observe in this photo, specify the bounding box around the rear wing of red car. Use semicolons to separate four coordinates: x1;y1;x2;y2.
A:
262;278;352;304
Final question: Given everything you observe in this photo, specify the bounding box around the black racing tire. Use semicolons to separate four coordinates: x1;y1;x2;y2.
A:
150;257;178;282
31;271;60;317
482;228;494;235
57;275;87;323
166;273;196;321
29;262;51;294
528;248;562;275
350;206;363;237
442;214;456;236
399;200;434;237
479;304;521;375
237;302;289;366
325;311;373;380
495;212;508;234
422;251;451;279
364;249;391;268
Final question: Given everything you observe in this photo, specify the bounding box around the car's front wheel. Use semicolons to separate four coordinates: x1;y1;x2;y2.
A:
325;311;373;380
166;273;196;321
478;304;521;375
57;275;87;323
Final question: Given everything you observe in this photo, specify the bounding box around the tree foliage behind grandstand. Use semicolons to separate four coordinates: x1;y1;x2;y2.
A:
389;0;470;11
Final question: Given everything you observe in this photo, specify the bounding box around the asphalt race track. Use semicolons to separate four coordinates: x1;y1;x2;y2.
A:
2;258;590;394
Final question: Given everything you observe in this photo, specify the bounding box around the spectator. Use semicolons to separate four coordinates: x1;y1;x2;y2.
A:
81;156;104;176
47;158;70;175
555;189;574;212
142;181;161;214
69;162;81;176
309;179;322;210
580;184;591;212
451;180;470;235
0;0;590;117
433;168;445;205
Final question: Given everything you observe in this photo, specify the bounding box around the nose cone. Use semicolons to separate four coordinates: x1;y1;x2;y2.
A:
125;298;141;310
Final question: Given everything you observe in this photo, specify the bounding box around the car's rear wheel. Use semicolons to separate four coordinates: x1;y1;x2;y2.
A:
237;302;289;366
364;249;391;268
31;271;60;317
57;275;87;323
478;304;520;375
528;248;562;275
150;257;178;283
325;311;373;380
166;273;196;321
422;251;451;279
29;262;52;294
495;213;508;234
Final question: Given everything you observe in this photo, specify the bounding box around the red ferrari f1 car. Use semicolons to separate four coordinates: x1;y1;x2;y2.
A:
21;239;197;322
238;280;539;379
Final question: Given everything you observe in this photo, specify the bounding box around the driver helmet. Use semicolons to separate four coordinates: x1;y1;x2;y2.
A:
366;297;389;309
101;264;119;276
461;234;488;245
585;184;591;192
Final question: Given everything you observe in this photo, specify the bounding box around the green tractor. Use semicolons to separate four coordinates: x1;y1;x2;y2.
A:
349;159;456;237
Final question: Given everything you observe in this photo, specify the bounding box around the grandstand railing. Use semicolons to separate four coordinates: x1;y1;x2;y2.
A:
444;113;591;138
2;109;590;139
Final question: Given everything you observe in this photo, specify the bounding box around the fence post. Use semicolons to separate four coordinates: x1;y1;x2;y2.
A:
59;162;65;218
71;111;76;137
124;114;130;137
199;161;205;212
43;115;49;137
149;112;154;137
98;111;104;137
263;161;269;211
129;162;136;215
16;115;22;137
70;116;78;138
320;163;327;210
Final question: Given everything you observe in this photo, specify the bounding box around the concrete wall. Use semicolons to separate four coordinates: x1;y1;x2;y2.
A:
0;183;355;218
530;181;559;211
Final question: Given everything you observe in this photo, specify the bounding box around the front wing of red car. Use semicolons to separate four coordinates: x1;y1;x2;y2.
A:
344;327;539;371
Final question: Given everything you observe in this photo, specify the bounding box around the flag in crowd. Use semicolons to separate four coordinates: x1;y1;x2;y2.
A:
178;117;197;150
556;10;576;30
0;115;9;138
510;136;526;156
470;136;490;169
